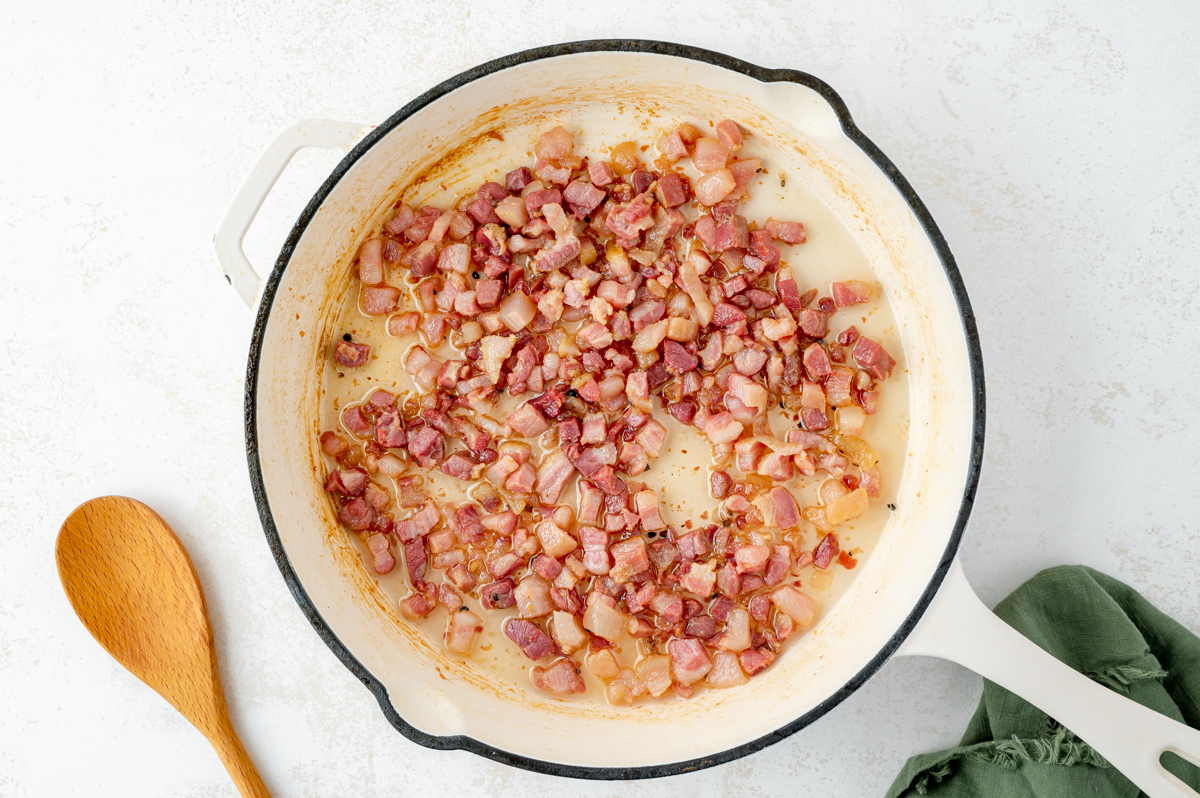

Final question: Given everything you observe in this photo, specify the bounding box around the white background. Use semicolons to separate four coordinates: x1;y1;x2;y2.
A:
3;2;1199;796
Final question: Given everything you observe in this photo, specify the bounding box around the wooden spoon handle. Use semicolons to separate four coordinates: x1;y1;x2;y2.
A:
208;712;272;798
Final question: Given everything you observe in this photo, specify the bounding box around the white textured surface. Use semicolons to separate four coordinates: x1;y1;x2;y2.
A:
3;2;1198;796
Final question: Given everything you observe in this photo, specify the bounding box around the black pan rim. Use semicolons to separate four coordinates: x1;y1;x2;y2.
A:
244;37;986;781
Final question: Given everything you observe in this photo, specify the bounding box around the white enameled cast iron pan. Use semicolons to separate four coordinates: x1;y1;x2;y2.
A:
214;40;1200;795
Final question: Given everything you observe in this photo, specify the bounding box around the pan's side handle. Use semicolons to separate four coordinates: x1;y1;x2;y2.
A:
213;119;371;308
897;560;1200;798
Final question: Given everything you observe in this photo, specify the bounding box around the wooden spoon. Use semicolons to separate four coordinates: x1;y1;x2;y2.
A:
56;496;271;797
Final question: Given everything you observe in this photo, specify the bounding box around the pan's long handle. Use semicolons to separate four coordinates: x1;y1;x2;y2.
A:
213;119;370;308
897;559;1200;797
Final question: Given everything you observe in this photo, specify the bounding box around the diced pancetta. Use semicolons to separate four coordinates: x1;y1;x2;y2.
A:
754;486;801;529
504;618;555;660
852;335;896;381
531;659;587;694
668;638;713;686
322;119;896;703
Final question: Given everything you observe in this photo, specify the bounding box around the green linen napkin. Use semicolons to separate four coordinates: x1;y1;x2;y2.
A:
886;566;1200;797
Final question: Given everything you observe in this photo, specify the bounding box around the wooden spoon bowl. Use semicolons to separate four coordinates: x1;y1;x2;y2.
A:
55;496;270;797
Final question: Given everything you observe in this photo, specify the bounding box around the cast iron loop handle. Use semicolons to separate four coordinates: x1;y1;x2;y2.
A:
213;119;369;308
